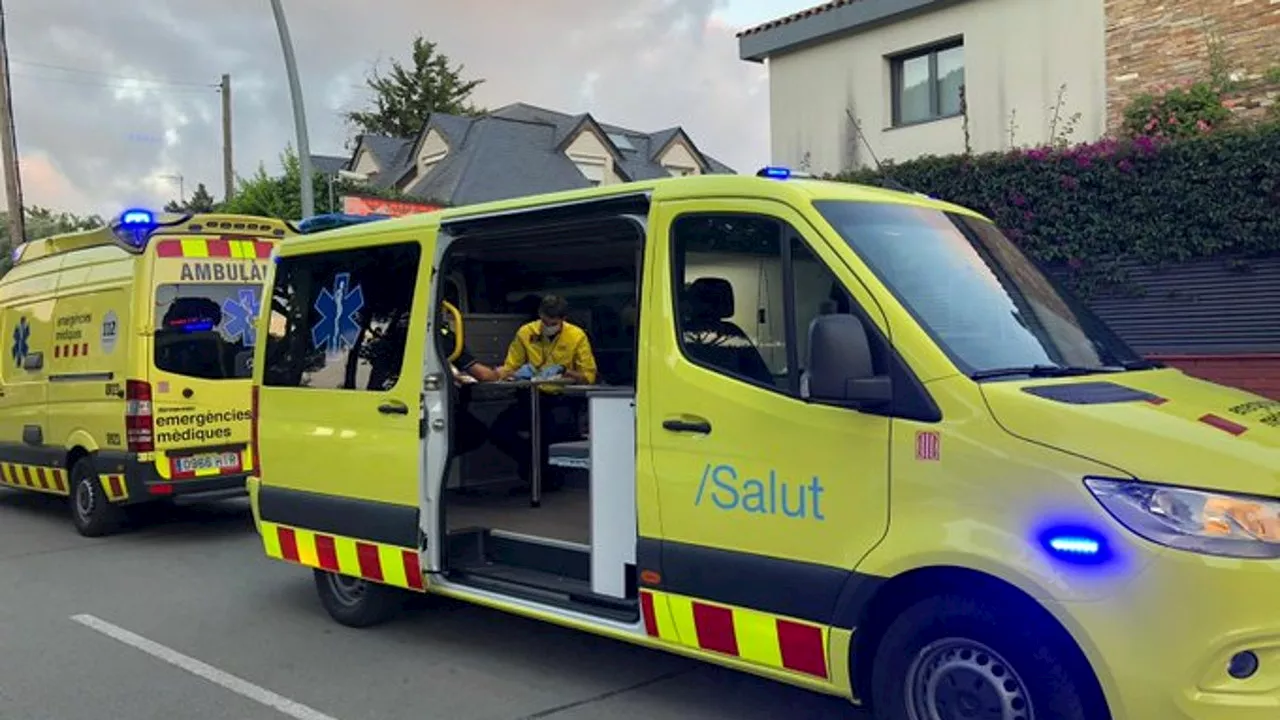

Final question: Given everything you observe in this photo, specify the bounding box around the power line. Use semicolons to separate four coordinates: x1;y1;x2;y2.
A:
9;58;217;89
9;71;218;94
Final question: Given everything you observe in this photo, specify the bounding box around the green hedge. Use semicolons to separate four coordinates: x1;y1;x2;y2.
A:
830;124;1280;296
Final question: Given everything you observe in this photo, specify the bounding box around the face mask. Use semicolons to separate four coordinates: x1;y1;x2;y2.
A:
542;323;561;339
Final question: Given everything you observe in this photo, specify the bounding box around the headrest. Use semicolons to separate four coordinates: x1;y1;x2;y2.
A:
687;277;734;320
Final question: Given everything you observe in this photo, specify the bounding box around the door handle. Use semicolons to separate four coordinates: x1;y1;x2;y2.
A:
663;417;711;434
378;401;409;415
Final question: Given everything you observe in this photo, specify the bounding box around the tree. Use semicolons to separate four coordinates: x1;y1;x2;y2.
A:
218;145;410;220
0;206;105;274
346;35;485;138
164;182;217;213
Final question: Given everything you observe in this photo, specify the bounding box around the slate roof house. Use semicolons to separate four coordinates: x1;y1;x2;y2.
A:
311;102;734;207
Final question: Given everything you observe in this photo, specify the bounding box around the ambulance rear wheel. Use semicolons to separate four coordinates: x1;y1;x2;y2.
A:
313;570;403;628
869;594;1105;720
69;458;122;537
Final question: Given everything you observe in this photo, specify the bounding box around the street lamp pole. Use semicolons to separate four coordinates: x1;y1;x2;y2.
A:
267;0;314;218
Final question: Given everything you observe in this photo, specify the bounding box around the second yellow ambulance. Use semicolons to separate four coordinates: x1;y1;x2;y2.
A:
0;210;294;535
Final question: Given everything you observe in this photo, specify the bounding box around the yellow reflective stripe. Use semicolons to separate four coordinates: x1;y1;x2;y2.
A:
645;591;681;642
261;521;283;558
665;594;700;649
377;544;408;587
232;240;255;259
733;605;784;668
293;528;319;567
333;535;361;577
180;239;208;257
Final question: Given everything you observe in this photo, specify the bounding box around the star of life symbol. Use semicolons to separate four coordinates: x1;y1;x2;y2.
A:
220;289;261;347
311;272;364;355
11;316;29;366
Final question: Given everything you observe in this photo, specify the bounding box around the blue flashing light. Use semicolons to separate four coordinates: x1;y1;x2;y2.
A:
297;213;390;235
757;166;792;180
120;209;155;226
1039;526;1111;565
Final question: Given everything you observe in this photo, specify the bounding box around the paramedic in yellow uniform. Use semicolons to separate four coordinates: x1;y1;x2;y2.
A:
491;295;597;491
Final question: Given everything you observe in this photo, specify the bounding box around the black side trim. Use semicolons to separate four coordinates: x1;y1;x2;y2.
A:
258;485;419;548
0;441;66;467
1022;381;1158;405
639;537;882;628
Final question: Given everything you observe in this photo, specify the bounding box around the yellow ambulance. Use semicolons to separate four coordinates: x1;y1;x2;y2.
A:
248;171;1280;720
0;209;294;536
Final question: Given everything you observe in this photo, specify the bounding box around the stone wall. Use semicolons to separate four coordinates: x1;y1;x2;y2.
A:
1105;0;1280;131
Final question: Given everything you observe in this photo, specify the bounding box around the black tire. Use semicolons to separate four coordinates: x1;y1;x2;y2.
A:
312;569;404;628
69;457;123;537
869;594;1105;720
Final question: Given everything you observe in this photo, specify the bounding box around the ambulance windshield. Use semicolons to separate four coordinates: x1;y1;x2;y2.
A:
815;200;1143;377
153;283;262;380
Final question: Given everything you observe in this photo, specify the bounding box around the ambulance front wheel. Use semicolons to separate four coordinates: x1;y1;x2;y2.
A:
313;570;404;628
868;593;1108;720
69;458;123;537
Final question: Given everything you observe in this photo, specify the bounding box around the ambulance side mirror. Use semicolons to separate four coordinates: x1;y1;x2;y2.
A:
805;315;892;409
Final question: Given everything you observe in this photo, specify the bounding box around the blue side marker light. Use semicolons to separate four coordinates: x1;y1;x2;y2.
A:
1049;536;1100;555
1039;527;1111;565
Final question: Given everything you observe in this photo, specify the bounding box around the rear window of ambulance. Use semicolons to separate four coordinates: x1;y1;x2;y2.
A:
154;283;262;380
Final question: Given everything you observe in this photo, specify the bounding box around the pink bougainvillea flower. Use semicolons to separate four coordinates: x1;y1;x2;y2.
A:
1197;119;1212;132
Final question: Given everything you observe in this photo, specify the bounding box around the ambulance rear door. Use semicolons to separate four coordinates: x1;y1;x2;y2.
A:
145;235;274;483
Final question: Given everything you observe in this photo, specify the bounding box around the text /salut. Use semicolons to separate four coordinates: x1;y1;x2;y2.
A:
694;463;825;520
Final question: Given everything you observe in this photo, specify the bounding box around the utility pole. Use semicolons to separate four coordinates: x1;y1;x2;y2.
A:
220;74;233;203
0;0;25;245
268;0;314;218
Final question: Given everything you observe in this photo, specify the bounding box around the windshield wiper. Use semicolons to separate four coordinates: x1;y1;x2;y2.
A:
970;364;1116;381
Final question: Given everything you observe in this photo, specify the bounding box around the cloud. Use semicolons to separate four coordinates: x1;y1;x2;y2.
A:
3;0;775;217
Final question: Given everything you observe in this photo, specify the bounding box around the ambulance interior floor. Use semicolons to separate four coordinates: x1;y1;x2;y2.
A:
444;484;590;546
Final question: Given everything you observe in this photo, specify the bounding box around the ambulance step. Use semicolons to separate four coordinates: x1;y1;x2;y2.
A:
451;561;637;623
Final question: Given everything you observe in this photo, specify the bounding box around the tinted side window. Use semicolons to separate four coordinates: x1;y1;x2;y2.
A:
671;214;786;391
264;242;421;391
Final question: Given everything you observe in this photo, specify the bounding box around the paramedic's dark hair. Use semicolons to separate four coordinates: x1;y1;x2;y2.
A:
539;294;569;319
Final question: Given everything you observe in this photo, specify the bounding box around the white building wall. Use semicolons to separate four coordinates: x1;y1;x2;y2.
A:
764;0;1107;175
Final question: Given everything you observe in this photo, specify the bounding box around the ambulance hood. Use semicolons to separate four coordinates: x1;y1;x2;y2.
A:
980;368;1280;497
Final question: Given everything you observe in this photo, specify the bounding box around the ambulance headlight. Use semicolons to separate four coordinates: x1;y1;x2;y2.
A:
1086;477;1280;559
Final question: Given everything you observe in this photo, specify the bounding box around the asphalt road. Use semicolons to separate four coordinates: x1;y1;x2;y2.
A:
0;491;865;720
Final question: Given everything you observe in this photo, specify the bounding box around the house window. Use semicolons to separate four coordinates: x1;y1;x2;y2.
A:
666;165;696;177
890;40;965;126
576;159;605;186
419;150;447;176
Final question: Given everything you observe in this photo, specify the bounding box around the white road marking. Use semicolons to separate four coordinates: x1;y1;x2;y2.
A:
70;614;340;720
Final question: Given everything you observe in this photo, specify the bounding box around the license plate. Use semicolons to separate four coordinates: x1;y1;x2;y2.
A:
174;452;240;474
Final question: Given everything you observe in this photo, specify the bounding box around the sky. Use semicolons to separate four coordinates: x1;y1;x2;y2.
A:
4;0;816;217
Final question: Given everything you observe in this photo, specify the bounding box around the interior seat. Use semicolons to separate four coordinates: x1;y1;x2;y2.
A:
680;277;775;386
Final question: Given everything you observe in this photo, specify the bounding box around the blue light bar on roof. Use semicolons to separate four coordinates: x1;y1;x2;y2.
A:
296;213;391;235
112;208;160;252
120;208;155;226
756;166;815;180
